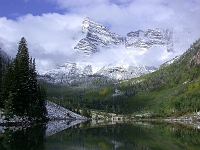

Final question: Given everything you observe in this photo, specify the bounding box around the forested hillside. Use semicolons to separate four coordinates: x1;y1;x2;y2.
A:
46;38;200;117
0;49;10;103
114;38;200;116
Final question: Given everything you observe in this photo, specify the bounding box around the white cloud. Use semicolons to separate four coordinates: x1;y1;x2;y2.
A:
0;13;85;72
49;0;200;36
0;0;200;73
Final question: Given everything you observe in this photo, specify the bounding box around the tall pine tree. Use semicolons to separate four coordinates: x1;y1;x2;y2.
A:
2;37;47;120
14;37;30;115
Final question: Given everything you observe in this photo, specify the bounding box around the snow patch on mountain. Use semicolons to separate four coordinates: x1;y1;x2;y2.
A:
46;100;87;120
74;17;123;56
159;55;181;69
96;65;156;80
125;29;173;52
41;61;157;84
41;17;179;84
74;17;173;56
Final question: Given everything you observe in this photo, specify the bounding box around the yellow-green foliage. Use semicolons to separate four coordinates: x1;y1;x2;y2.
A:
99;87;109;95
188;81;199;91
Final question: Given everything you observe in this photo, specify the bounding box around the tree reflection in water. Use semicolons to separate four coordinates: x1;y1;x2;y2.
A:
0;125;46;150
1;121;200;150
45;121;200;150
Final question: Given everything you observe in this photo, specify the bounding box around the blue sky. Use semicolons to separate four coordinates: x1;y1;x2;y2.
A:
1;0;131;19
0;0;200;73
0;0;62;19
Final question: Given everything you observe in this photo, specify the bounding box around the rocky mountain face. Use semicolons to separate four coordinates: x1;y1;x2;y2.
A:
42;17;174;84
41;62;156;84
96;65;156;80
41;62;90;84
125;29;173;52
46;100;86;120
188;49;200;67
74;17;123;55
74;17;173;55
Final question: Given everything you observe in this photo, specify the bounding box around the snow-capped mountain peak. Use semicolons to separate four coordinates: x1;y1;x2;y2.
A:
74;17;173;56
74;17;123;55
125;28;173;52
41;17;175;85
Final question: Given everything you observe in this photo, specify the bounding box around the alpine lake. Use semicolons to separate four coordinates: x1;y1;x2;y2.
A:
0;119;200;150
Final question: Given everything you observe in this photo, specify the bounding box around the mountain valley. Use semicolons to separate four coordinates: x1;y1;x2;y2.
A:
45;37;200;117
1;17;199;118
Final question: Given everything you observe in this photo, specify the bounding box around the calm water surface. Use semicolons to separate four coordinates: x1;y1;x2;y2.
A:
0;120;200;150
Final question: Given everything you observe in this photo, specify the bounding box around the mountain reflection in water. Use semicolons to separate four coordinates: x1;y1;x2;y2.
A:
0;120;200;150
46;120;86;137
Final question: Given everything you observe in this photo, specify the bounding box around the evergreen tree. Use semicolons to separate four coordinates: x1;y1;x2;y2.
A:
2;37;47;120
0;49;3;107
28;58;47;119
27;58;38;117
14;37;30;115
36;83;47;119
4;92;15;117
1;62;16;114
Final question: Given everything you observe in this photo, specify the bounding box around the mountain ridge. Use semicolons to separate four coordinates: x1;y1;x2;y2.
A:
45;38;200;116
42;17;175;83
41;62;157;84
75;17;173;55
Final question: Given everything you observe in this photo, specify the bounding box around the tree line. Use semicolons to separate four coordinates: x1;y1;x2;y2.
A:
45;38;200;116
0;37;47;120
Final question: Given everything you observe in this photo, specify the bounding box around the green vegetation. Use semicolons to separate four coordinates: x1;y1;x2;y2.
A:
46;38;200;117
115;38;200;116
0;37;47;120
